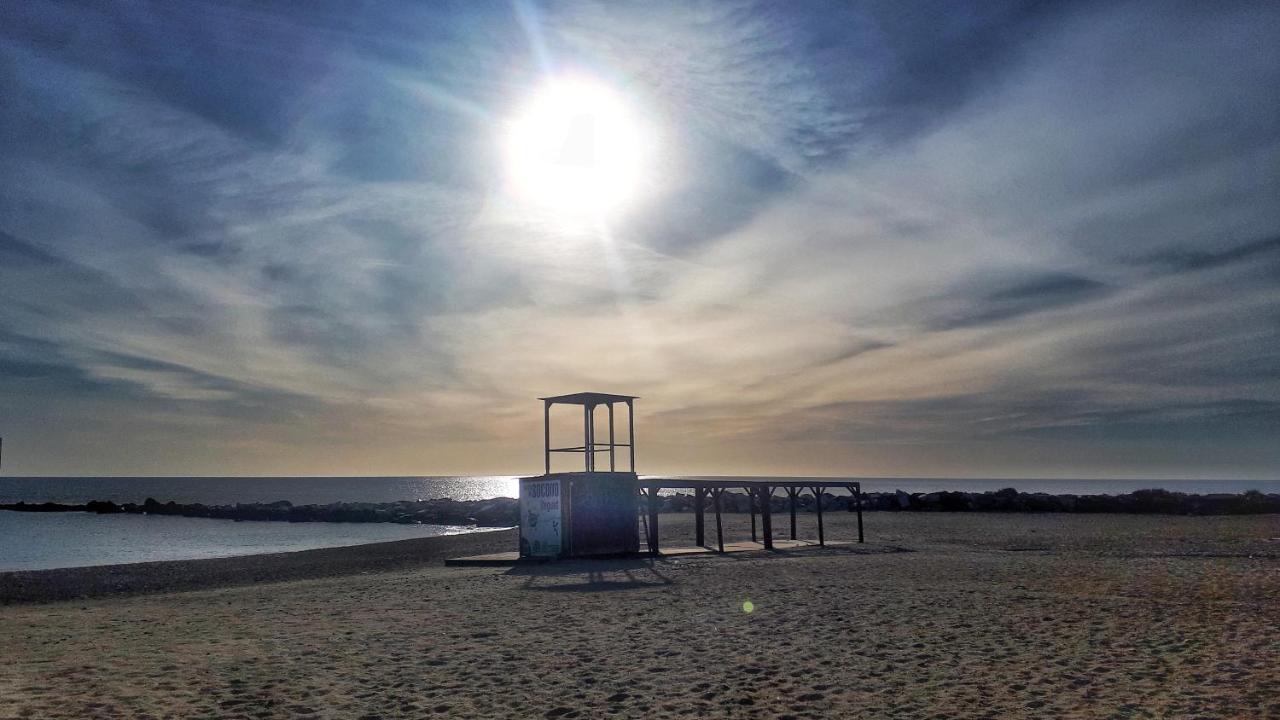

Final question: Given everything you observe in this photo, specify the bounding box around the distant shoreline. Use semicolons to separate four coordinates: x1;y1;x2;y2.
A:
3;487;1278;527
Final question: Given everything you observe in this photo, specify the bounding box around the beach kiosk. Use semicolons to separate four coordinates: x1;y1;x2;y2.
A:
519;392;640;558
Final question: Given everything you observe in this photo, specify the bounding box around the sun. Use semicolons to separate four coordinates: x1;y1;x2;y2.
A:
502;75;648;219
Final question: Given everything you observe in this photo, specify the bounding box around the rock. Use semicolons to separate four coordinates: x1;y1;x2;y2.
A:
919;492;944;510
895;490;911;509
938;491;970;511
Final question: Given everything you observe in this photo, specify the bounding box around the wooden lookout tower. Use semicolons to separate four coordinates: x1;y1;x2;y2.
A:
519;392;639;559
540;392;636;474
508;391;865;563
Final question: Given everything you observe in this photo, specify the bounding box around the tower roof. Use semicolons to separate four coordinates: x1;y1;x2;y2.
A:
539;392;638;405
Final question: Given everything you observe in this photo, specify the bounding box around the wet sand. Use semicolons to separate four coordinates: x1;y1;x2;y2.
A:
0;527;516;605
1;513;1277;719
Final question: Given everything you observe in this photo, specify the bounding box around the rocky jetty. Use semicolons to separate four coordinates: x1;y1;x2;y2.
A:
660;487;1279;515
852;487;1280;515
1;487;1276;525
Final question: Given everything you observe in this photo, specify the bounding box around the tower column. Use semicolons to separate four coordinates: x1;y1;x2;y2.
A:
583;405;592;471
543;400;551;475
627;399;635;472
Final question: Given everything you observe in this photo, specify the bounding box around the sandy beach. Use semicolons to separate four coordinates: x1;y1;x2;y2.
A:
1;512;1277;719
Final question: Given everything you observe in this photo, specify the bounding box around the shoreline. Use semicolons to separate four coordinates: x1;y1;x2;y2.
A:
5;510;1277;606
0;527;517;606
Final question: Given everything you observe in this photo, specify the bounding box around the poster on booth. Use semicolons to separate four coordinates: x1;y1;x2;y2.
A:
520;479;562;557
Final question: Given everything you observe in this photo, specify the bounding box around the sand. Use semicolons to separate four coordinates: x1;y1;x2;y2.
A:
1;512;1277;719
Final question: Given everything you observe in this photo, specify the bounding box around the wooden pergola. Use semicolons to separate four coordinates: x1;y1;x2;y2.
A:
528;392;865;558
638;478;864;555
540;392;637;474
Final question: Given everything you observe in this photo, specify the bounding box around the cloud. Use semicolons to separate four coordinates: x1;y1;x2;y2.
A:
0;0;1277;476
920;273;1110;331
591;0;1280;468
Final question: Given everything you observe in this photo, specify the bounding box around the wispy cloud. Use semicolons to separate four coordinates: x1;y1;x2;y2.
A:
0;1;1276;476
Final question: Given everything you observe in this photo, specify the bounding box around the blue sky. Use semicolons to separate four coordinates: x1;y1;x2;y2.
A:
1;0;1277;477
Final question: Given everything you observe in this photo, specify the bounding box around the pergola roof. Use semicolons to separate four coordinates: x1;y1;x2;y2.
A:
539;392;638;405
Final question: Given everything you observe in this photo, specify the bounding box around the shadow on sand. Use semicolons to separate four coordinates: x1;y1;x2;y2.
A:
504;542;911;593
506;556;676;593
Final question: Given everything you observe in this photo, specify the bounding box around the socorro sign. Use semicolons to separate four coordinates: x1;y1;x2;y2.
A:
519;478;562;558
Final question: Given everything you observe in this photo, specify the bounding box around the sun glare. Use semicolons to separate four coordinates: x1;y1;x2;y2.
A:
503;75;648;219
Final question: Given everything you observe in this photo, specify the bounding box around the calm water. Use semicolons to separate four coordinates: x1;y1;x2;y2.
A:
0;477;520;572
0;476;522;505
0;510;486;572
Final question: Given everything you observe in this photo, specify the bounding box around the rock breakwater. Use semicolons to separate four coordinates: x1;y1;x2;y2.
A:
2;487;1275;525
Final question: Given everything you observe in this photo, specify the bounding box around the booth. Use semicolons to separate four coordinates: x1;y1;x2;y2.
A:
519;392;639;558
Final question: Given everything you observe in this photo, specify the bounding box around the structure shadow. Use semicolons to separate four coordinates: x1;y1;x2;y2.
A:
668;544;914;564
506;557;675;593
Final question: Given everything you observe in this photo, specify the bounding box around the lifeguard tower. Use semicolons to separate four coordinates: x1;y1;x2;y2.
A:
518;392;639;558
444;391;865;566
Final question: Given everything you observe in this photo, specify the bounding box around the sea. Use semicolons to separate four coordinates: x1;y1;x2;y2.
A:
2;475;1275;572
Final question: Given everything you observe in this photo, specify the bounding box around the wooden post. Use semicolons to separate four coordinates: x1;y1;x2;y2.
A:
713;489;724;553
761;486;773;550
748;487;757;543
608;403;616;472
543;400;551;475
695;487;706;547
647;485;660;555
813;486;825;546
627;400;635;472
788;487;798;540
856;484;864;544
583;405;592;472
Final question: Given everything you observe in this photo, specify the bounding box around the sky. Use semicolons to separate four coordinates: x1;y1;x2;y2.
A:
0;0;1277;479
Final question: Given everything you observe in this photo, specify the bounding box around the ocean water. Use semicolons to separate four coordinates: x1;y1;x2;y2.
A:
0;510;484;572
0;477;522;572
0;476;522;505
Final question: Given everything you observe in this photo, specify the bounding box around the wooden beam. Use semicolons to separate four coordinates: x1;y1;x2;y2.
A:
788;487;798;540
627;399;635;473
583;405;591;472
543;400;551;475
812;486;825;546
608;403;616;472
855;484;864;544
647;486;660;555
695;487;705;547
712;489;724;553
748;487;757;543
761;485;773;550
